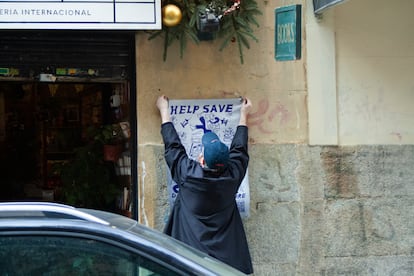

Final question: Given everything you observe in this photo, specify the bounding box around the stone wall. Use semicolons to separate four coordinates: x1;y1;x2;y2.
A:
151;144;414;275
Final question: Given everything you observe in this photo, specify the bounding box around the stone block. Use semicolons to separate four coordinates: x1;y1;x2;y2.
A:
297;145;325;201
324;256;414;275
246;202;300;264
299;200;326;275
325;197;414;257
321;146;414;199
249;144;299;203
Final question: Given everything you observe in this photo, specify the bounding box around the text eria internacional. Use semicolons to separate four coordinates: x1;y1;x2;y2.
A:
0;8;92;16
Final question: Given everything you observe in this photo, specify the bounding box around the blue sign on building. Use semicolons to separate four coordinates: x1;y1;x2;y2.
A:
275;5;302;61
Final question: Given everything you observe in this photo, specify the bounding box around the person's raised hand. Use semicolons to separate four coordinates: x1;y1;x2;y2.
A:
156;95;171;123
239;97;252;126
156;95;169;112
240;97;252;116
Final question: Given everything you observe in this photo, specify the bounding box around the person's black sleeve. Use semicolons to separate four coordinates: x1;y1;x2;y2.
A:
160;122;191;183
228;125;249;182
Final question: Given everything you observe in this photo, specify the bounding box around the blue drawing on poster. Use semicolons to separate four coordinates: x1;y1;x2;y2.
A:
195;116;208;133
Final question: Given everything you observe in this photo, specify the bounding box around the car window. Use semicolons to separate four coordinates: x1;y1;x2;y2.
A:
0;235;181;276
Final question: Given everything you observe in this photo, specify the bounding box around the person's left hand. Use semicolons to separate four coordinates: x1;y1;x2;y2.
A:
156;95;171;123
156;95;169;112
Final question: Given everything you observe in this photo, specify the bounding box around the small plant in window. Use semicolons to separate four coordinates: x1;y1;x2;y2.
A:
91;124;126;162
93;124;125;145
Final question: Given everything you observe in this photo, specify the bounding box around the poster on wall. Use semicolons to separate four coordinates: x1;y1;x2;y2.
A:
166;98;250;218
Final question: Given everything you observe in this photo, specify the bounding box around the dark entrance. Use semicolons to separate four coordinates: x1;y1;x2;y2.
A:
0;31;137;219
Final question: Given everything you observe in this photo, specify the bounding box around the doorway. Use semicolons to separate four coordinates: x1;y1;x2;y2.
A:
0;82;135;216
0;31;137;218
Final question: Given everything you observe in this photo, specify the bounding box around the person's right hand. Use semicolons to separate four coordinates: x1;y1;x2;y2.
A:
239;97;252;126
241;97;252;115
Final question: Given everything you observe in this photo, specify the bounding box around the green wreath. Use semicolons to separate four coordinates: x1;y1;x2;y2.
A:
148;0;262;64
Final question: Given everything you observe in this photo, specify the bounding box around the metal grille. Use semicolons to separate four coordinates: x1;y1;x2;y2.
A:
0;30;135;80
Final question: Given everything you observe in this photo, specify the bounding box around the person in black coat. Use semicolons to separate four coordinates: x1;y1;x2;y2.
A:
156;95;253;274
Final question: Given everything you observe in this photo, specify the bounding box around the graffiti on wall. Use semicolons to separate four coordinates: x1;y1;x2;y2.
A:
249;99;291;134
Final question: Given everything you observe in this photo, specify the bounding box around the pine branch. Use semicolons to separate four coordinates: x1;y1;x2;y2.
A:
150;0;261;63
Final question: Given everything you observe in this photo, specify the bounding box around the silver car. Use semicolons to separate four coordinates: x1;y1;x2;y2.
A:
0;202;246;275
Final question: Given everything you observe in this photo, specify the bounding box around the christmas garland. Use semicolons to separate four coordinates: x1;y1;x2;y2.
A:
148;0;262;64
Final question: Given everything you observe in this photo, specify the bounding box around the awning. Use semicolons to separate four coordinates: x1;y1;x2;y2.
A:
313;0;347;14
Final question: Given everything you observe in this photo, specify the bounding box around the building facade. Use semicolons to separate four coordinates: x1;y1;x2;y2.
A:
137;0;414;274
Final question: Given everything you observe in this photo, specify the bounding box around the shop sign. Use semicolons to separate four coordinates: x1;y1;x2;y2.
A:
275;5;301;61
0;0;161;30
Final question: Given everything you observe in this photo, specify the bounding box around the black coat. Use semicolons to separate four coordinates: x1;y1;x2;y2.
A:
161;122;253;274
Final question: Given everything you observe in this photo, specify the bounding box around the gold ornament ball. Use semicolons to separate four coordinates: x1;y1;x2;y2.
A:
162;4;183;27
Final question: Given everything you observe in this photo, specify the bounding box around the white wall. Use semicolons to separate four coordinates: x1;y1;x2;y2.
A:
306;0;338;145
336;0;414;144
308;0;414;145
